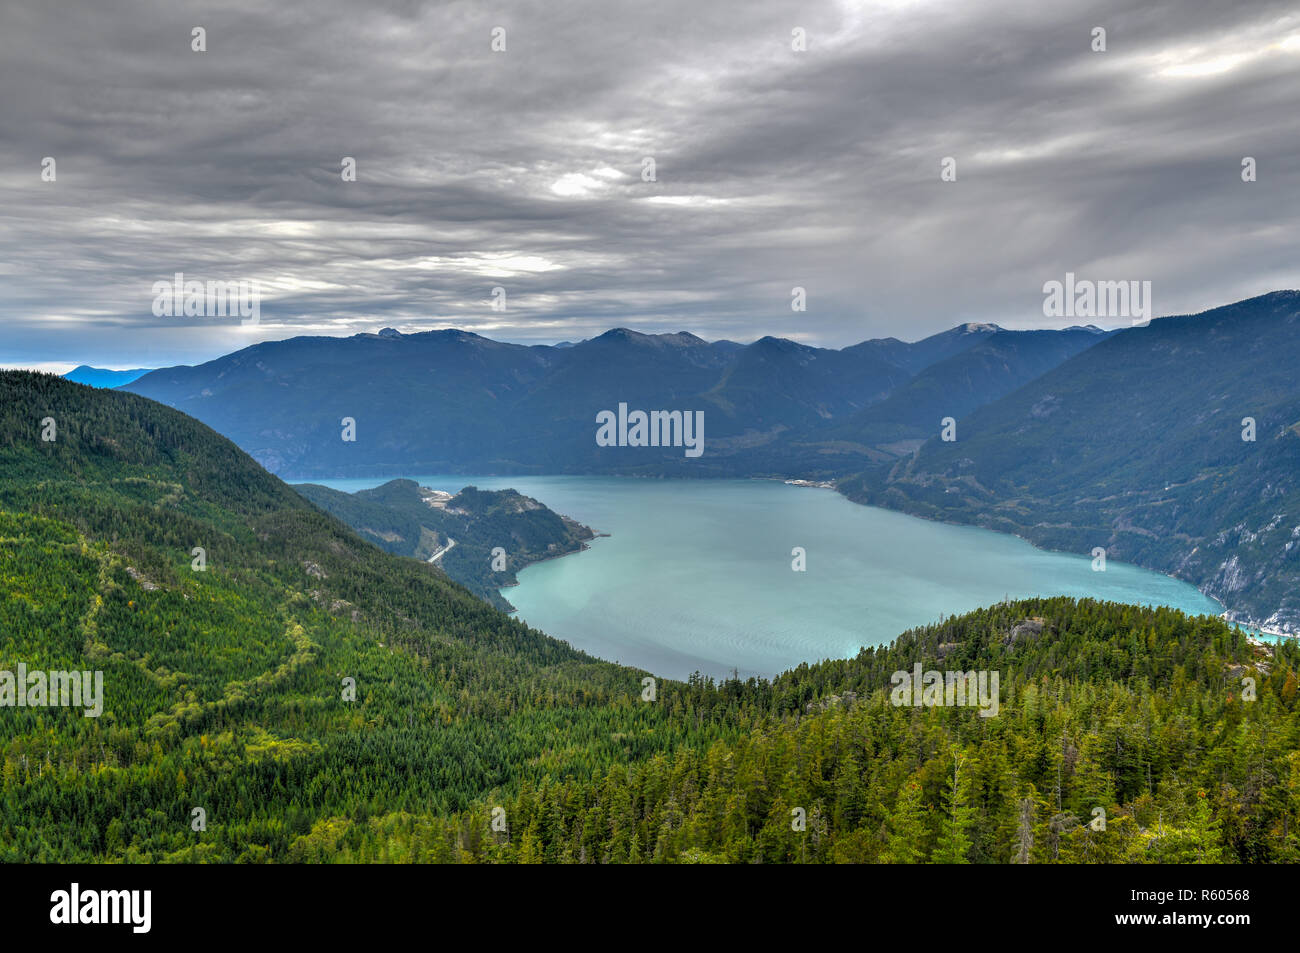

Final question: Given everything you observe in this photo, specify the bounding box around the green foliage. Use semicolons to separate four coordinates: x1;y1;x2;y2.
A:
0;372;742;861
429;599;1300;864
296;479;595;611
4;370;1299;864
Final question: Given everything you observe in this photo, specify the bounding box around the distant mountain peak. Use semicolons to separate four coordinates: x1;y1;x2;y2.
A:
592;328;710;348
63;365;153;388
377;327;402;339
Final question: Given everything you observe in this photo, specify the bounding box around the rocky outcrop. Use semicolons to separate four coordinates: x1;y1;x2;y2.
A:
804;691;858;714
1003;618;1046;645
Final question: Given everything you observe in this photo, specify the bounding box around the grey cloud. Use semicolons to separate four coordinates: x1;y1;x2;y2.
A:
0;0;1296;368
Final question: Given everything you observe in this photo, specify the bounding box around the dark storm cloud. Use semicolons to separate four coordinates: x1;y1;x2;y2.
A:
0;0;1297;368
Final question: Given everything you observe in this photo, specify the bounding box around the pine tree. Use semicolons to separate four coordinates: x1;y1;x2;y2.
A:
1188;791;1225;864
881;777;927;863
931;749;974;864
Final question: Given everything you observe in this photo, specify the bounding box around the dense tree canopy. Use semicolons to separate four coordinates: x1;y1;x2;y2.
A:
2;371;1297;863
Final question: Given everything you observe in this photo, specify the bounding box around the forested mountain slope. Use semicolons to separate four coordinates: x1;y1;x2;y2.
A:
790;327;1109;468
0;371;734;861
4;371;1297;864
295;479;595;611
840;291;1300;634
295;598;1300;864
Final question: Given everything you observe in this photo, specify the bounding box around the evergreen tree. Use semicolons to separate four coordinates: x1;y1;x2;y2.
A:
880;777;928;864
931;749;975;864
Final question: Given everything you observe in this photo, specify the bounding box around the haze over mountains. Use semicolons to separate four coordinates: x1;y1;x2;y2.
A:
800;326;1112;466
123;321;1107;477
63;366;152;388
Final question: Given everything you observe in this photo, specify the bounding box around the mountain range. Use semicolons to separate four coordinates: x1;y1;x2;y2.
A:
122;323;1107;478
840;290;1300;635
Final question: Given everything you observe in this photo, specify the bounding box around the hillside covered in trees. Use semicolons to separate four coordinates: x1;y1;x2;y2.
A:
295;479;595;611
2;371;1298;863
840;291;1300;636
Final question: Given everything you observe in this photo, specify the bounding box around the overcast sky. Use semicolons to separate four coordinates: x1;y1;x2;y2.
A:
1;0;1297;370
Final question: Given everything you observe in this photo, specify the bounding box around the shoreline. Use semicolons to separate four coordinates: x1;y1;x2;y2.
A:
499;533;609;607
829;485;1296;641
306;469;1294;639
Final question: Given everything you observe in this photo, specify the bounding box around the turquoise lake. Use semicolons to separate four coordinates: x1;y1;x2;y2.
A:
308;475;1227;681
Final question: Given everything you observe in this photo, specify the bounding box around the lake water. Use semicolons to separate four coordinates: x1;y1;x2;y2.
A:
308;475;1226;680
